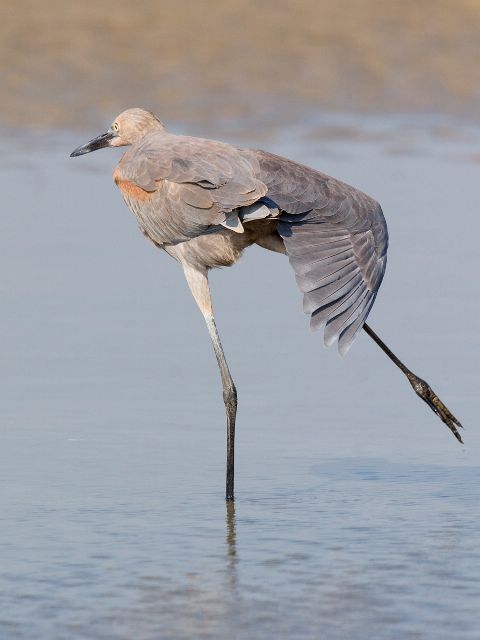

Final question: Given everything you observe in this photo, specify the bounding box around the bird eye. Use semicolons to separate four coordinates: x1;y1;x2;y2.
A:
112;122;119;132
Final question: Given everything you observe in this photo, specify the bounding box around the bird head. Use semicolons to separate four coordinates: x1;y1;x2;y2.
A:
70;108;165;157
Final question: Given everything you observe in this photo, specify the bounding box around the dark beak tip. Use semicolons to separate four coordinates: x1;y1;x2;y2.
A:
69;130;115;159
69;145;89;158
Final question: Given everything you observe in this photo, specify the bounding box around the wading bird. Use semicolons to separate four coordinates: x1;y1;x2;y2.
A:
71;108;463;500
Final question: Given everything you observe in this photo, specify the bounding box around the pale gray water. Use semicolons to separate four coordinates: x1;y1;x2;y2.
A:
1;117;479;639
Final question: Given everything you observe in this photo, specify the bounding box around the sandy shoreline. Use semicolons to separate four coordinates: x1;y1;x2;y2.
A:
1;0;480;132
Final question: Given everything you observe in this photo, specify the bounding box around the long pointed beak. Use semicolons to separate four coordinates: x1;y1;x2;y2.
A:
70;130;117;157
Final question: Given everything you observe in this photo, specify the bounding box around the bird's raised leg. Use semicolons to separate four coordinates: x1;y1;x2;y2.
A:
183;265;238;500
363;323;463;443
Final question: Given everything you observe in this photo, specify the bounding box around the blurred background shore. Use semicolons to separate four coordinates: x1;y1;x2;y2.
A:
1;0;480;135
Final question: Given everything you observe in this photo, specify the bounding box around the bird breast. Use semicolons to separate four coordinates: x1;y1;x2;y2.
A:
114;177;152;203
113;170;214;246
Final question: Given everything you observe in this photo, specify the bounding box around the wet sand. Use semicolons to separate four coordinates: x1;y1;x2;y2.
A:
1;1;480;133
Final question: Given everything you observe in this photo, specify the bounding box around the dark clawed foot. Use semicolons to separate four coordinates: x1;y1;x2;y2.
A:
407;373;464;443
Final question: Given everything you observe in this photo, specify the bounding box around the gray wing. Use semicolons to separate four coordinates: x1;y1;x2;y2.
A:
117;132;267;237
252;150;388;355
118;135;387;353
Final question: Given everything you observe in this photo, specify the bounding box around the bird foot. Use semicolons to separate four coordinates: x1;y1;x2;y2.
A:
406;373;464;443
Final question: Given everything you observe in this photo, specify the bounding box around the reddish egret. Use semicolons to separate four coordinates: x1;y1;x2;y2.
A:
71;108;463;500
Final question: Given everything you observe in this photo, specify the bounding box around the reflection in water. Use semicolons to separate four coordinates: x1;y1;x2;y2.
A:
225;501;238;591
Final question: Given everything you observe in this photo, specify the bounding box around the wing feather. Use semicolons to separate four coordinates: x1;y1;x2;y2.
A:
253;150;388;353
310;280;365;331
338;294;377;356
115;132;268;242
303;272;363;314
297;260;359;293
324;289;370;346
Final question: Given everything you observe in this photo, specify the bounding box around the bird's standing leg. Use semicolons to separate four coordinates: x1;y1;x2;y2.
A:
182;265;237;500
363;323;463;443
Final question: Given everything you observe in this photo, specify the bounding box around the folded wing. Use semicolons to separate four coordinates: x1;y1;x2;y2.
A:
116;132;267;240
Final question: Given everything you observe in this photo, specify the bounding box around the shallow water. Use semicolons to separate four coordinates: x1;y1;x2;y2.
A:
1;118;479;639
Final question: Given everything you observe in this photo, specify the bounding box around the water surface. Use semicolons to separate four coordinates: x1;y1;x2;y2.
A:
0;118;479;638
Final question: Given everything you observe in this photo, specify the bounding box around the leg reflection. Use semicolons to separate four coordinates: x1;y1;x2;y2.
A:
225;500;238;589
